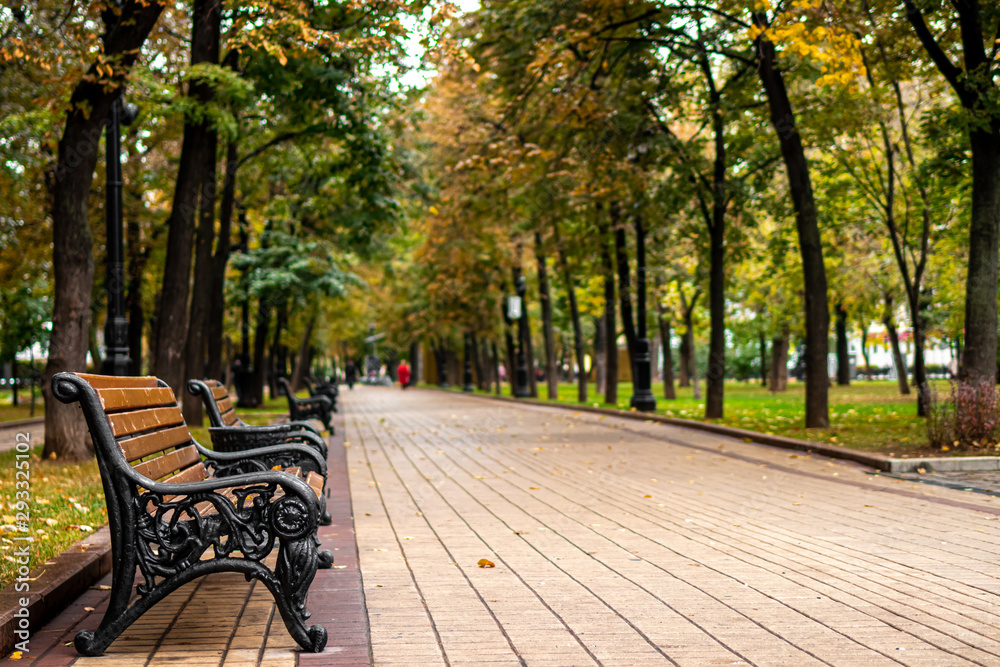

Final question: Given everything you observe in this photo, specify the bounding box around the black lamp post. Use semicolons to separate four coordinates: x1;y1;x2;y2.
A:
630;214;657;412
513;275;530;398
100;94;139;376
463;333;475;392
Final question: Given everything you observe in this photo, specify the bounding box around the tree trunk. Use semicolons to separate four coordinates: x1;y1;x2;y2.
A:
678;285;700;395
593;315;606;397
558;236;586;403
685;316;700;400
705;205;726;418
659;314;676;400
290;312;317;391
836;303;850;386
152;0;222;393
207;138;238;381
883;292;910;394
859;320;871;377
601;232;618;406
759;330;768;387
181;123;219;426
492;342;502;395
612;204;638;374
10;361;17;407
270;301;287;400
958;136;1000;382
42;0;164;460
126;209;147;375
754;17;830;428
770;324;789;392
885;319;910;395
534;231;558;400
504;326;516;394
252;298;270;406
678;331;691;388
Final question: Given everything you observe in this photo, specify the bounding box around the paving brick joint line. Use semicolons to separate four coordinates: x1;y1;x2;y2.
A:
6;387;1000;666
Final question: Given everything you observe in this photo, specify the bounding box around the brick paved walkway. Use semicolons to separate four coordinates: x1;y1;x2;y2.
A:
8;386;1000;665
347;388;1000;666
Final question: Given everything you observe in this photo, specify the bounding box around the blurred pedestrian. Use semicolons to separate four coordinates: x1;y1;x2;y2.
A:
397;360;411;389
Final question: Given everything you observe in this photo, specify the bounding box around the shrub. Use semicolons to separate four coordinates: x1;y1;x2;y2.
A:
926;380;1000;450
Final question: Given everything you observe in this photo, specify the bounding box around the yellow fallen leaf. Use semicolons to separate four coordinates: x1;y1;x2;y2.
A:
477;558;495;568
333;565;347;569
644;495;652;498
271;465;282;471
9;651;21;659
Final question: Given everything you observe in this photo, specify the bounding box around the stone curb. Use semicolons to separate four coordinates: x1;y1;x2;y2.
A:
429;388;1000;474
0;418;45;431
0;526;112;658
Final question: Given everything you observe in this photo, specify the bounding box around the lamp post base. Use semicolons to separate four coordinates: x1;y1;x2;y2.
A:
630;391;657;412
630;337;657;412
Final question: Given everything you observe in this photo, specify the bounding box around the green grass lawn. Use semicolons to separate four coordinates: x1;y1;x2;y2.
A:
444;379;962;458
0;445;104;589
0;388;44;421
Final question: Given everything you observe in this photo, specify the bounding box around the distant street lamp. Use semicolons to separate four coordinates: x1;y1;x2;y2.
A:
100;94;139;376
513;275;530;398
630;214;657;412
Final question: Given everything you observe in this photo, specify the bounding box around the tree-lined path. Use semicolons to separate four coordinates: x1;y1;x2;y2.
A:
14;386;1000;665
349;387;1000;666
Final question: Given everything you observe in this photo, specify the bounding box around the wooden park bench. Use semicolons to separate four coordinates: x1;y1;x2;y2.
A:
303;375;339;411
187;378;329;460
51;372;332;656
277;377;333;433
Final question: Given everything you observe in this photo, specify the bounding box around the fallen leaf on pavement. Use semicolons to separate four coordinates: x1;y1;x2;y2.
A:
477;558;495;568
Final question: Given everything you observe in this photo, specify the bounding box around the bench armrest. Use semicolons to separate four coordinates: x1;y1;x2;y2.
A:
195;438;327;476
235;421;323;438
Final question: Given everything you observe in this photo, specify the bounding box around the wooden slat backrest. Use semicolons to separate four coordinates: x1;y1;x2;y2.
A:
109;406;184;438
211;384;228;401
77;373;160;389
132;444;201;481
119;426;191;463
98;387;176;412
221;409;238;426
80;377;203;485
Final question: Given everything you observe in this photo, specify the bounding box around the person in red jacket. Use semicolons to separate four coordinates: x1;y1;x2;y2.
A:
397;360;411;389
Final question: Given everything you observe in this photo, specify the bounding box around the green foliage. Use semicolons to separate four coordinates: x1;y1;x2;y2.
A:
0;282;51;364
230;228;357;307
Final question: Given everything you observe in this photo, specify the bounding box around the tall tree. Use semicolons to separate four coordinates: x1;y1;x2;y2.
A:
900;0;1000;385
751;11;830;428
153;0;222;393
42;0;165;459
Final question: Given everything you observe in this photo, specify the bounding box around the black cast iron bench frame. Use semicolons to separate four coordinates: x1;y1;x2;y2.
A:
303;375;339;412
187;379;329;459
52;372;332;656
277;377;333;433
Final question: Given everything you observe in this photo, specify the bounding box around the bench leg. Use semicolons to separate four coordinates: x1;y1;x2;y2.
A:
273;537;328;652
